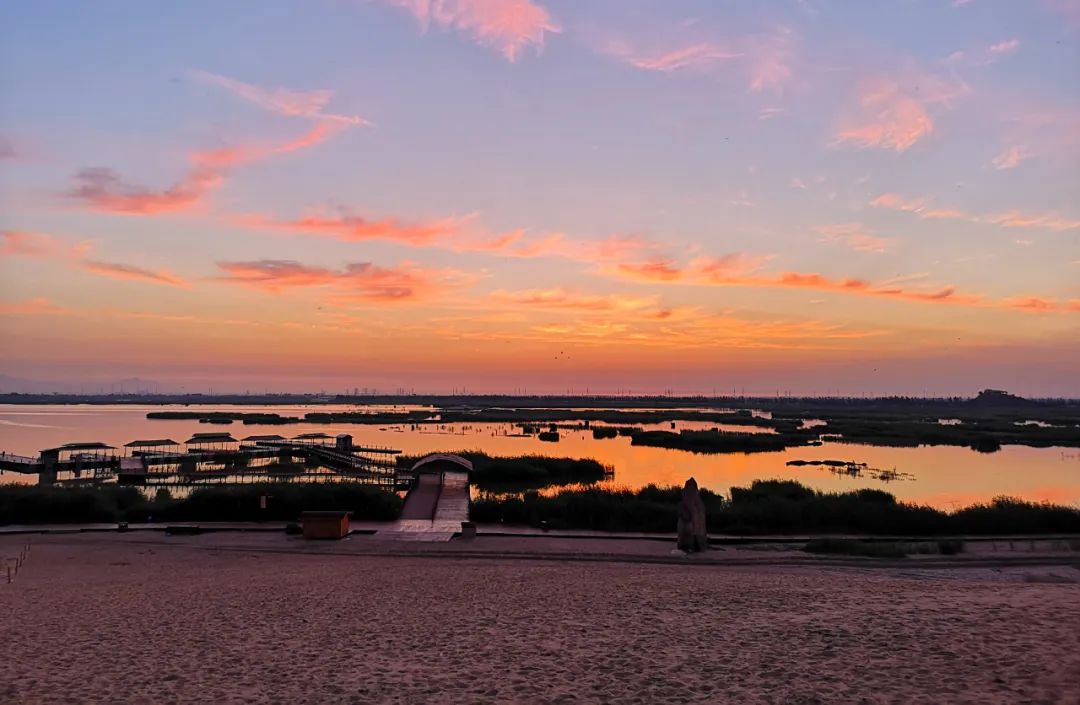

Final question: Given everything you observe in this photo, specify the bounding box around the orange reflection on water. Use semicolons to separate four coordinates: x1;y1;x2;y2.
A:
0;405;1077;510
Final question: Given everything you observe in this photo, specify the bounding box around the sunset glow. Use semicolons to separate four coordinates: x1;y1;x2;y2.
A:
1;0;1077;394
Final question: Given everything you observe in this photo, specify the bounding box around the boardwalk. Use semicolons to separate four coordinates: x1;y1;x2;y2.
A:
377;455;472;542
0;435;402;487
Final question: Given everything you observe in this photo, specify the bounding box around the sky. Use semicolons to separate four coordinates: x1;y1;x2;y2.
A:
0;0;1078;396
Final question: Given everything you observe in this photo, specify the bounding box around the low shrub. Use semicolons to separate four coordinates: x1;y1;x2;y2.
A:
0;483;401;525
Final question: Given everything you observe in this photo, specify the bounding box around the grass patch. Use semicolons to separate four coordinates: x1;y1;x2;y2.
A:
0;483;401;525
400;452;613;490
471;484;726;533
472;479;1080;535
630;429;814;454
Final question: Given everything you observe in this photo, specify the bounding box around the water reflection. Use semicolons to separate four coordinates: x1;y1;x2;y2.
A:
1;404;1077;509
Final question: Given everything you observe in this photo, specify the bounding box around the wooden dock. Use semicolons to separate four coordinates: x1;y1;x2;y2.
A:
0;435;405;488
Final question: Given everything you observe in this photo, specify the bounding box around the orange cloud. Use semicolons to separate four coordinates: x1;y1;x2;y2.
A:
241;208;665;265
0;298;70;316
216;259;469;302
607;253;1075;314
691;253;773;281
80;261;190;289
494;287;660;313
381;0;560;61
775;271;981;306
614;253;769;284
616;258;684;282
1004;297;1061;312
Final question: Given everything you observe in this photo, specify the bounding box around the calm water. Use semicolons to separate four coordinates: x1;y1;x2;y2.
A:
1;404;1078;509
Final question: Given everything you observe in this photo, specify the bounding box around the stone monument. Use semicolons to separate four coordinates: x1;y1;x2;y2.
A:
677;477;708;552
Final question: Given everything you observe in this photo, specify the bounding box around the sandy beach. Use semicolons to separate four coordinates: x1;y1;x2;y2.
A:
2;533;1078;705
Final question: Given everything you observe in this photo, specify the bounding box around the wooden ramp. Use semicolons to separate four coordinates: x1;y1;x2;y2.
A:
376;470;469;542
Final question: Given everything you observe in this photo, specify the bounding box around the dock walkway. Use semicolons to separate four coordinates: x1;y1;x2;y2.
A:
377;470;469;542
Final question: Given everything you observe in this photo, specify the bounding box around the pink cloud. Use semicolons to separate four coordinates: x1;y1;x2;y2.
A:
872;192;1080;231
598;28;793;94
869;193;969;220
1;231;61;257
921;207;969;220
67;71;362;218
191;71;367;125
816;223;893;253
870;193;925;213
986;211;1080;231
381;0;560;61
241;207;666;265
992;144;1031;170
191;123;346;169
606;253;1075;314
509;232;663;264
623;43;741;72
68;165;221;215
80;261;190;288
69;122;342;216
775;272;979;306
835;78;935;152
2;230;193;289
216;259;471;302
747;28;794;94
988;39;1020;55
239;211;463;245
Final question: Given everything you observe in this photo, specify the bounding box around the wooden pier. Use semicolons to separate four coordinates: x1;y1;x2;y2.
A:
0;433;406;488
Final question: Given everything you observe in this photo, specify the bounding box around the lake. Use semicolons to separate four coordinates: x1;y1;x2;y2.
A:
1;404;1078;509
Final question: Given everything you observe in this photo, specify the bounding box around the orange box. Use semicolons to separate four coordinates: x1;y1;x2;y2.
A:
299;511;351;539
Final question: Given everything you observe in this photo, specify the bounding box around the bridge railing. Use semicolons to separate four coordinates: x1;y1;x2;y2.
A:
0;451;38;465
